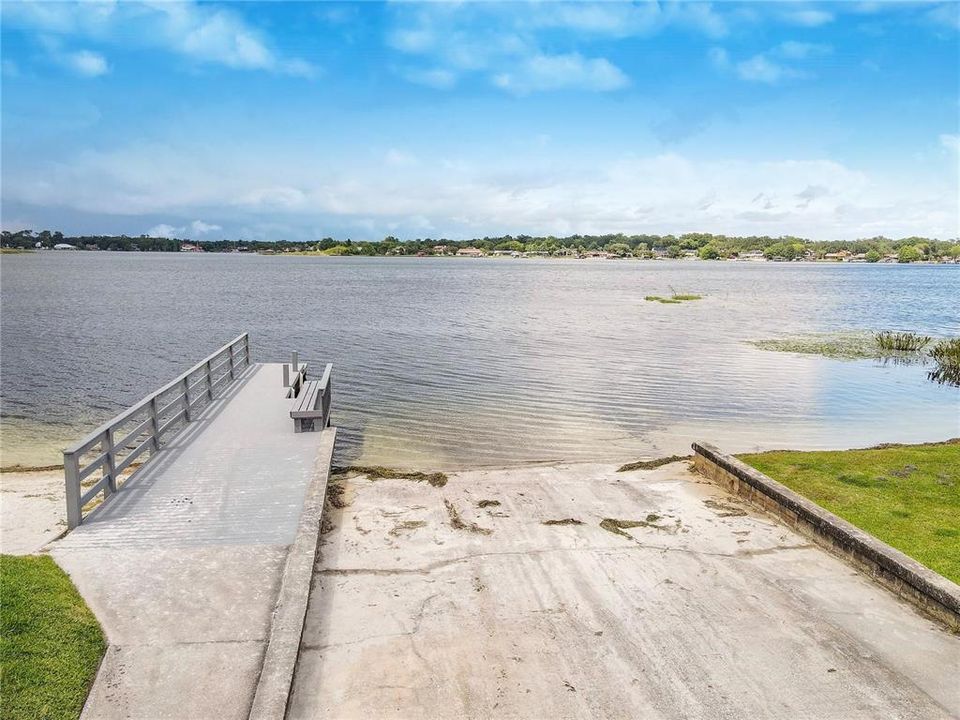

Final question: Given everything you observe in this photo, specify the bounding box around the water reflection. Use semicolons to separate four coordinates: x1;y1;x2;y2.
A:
1;254;958;468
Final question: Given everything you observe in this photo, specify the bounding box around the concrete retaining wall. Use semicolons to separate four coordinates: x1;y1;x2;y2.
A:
692;441;960;631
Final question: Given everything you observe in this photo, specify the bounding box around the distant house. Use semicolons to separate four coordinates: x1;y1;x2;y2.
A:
53;243;77;250
432;245;450;255
739;250;766;261
823;251;851;261
180;243;203;253
456;247;485;257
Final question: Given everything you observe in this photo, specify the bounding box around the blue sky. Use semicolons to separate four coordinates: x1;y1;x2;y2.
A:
1;1;958;241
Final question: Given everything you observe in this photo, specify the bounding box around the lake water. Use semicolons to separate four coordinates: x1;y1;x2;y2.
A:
1;253;957;469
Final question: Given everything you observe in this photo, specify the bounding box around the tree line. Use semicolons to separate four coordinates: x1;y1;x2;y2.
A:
3;229;958;262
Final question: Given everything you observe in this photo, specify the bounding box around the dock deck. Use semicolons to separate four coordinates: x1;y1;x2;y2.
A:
52;363;336;719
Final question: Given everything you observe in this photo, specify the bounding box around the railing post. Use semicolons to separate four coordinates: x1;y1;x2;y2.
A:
150;396;160;451
245;335;251;366
283;363;290;388
103;428;117;495
183;376;192;422
206;359;214;400
291;351;299;376
228;345;236;379
64;452;82;529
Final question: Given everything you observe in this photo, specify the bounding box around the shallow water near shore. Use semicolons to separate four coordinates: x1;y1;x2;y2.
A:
1;253;958;469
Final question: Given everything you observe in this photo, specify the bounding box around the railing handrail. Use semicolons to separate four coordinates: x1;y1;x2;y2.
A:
64;333;251;528
64;333;248;455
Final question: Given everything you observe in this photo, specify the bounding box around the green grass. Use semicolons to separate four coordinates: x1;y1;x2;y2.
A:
738;441;960;584
1;555;106;720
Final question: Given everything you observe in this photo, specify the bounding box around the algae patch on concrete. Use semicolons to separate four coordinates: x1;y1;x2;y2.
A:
333;465;448;488
443;499;492;535
618;455;691;472
600;516;679;538
389;520;427;537
703;498;748;517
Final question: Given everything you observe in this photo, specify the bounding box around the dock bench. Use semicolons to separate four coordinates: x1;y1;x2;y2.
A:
291;363;332;433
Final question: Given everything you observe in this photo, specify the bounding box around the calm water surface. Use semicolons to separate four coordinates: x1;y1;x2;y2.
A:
1;253;958;468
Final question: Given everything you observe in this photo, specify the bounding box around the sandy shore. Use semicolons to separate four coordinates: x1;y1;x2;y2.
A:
0;469;66;554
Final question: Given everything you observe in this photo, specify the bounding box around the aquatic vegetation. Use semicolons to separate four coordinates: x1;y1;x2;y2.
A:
542;518;584;526
599;516;677;537
388;520;427;537
332;465;448;488
644;293;702;304
875;331;931;352
477;499;501;508
928;338;960;387
751;331;960;389
618;454;690;472
443;499;492;534
749;334;879;360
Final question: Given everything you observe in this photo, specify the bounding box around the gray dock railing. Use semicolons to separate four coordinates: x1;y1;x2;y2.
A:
63;333;251;529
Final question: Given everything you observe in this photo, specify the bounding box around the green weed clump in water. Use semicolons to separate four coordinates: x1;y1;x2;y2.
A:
332;465;448;488
749;334;879;360
928;338;960;387
1;555;106;720
875;331;931;352
542;518;584;526
671;294;703;301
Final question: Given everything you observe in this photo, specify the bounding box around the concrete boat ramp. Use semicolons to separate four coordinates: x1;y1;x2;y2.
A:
46;358;958;718
291;462;959;720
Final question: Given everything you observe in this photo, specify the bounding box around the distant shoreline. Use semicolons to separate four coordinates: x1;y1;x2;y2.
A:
6;250;959;265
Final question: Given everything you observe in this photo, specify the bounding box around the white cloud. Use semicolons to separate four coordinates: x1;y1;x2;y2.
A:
782;9;834;27
737;55;794;84
2;1;315;76
236;186;307;210
397;66;457;90
146;223;180;238
941;134;960;153
708;47;730;69
493;53;629;94
7;140;956;240
146;220;221;238
776;41;831;60
925;3;960;31
385;149;418;167
190;220;221;235
65;49;108;77
717;41;829;84
387;5;628;94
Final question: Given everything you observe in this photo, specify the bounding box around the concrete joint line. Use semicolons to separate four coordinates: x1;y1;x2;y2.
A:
247;427;337;720
691;441;960;630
